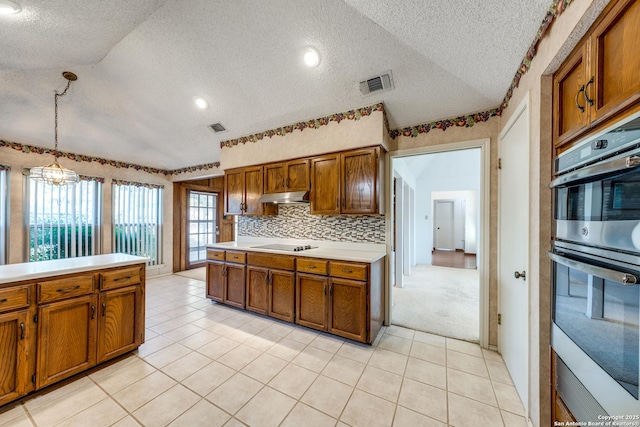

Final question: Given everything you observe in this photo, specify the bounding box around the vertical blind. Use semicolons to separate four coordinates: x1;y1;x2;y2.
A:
27;174;102;262
112;180;163;266
0;166;9;265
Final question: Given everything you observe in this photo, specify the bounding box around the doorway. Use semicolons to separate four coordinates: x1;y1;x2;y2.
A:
186;190;218;268
389;141;489;345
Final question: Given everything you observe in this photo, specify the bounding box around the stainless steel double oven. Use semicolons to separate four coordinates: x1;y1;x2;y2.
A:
550;114;640;419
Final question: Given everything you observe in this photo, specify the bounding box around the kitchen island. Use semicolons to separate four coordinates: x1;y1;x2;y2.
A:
206;238;385;343
0;254;148;407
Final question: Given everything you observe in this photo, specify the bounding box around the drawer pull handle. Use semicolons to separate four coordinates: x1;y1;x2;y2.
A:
342;269;353;273
307;265;316;269
102;302;107;317
91;305;96;320
20;322;25;340
114;276;132;282
57;285;81;293
0;298;7;303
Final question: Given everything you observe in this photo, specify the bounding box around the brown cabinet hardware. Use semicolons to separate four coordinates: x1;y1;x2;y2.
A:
102;302;106;316
0;298;7;303
20;322;25;339
56;285;81;293
575;85;586;112
91;304;96;320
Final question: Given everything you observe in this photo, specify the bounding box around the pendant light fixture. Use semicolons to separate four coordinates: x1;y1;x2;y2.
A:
30;71;79;186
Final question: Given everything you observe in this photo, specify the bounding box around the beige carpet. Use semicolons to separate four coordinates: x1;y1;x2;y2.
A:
392;264;479;342
174;267;206;281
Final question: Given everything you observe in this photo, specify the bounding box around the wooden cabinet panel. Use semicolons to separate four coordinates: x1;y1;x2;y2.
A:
37;295;98;388
224;169;244;215
101;266;142;290
97;285;143;363
329;261;367;281
226;251;247;264
553;45;589;147
0;309;29;407
37;274;95;303
590;0;640;123
310;154;340;214
206;262;225;302
296;273;328;331
0;285;30;313
225;264;246;309
207;249;225;261
247;252;295;271
341;148;378;214
328;278;367;342
246;266;269;315
285;159;310;192
269;270;295;322
244;166;266;215
296;258;328;275
264;163;286;194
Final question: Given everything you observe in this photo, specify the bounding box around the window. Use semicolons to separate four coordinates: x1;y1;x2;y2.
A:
112;180;163;266
188;191;217;265
27;173;103;262
0;165;9;265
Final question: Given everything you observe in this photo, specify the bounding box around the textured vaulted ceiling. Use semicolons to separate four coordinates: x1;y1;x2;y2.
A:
0;0;551;171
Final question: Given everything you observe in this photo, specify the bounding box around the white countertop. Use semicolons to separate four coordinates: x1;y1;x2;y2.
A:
0;254;149;285
207;238;386;263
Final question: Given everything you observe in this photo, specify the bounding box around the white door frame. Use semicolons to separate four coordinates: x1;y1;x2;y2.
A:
386;138;491;348
394;174;404;288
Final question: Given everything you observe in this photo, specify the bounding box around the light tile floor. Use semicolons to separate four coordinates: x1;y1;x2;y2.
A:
0;274;527;427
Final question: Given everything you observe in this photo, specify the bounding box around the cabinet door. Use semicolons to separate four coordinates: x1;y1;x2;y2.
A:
553;44;590;147
97;285;143;363
37;295;97;388
269;270;295;322
225;169;244;215
225;264;246;309
0;309;29;407
246;266;269;315
285;159;310;192
310;154;340;214
589;0;640;124
244;166;265;215
264;163;286;194
296;273;328;331
341;148;378;214
206;262;225;302
328;278;367;342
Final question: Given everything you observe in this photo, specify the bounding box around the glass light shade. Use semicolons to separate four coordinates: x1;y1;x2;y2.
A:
30;160;79;185
304;47;320;68
0;0;22;14
194;97;208;109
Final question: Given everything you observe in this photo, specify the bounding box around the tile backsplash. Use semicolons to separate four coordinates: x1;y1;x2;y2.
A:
237;205;385;244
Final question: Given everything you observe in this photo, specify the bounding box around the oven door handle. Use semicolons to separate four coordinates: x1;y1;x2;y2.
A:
550;155;640;188
548;252;638;285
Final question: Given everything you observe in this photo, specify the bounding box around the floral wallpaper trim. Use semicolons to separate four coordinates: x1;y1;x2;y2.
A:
0;164;10;172
112;179;164;189
390;0;573;139
220;103;384;148
0;139;220;176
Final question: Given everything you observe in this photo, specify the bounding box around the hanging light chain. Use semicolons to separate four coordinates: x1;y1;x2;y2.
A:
53;78;72;158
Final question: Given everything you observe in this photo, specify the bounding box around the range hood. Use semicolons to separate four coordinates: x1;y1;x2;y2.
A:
257;191;310;204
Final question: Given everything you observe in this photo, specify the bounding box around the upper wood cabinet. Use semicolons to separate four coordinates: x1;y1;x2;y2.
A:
224;166;277;216
310;147;383;215
553;0;640;148
264;159;310;194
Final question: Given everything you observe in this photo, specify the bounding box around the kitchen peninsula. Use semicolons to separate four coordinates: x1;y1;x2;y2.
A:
206;238;385;344
0;254;148;407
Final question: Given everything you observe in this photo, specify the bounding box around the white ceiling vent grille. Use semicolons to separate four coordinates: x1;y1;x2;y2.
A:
359;71;393;95
209;122;227;133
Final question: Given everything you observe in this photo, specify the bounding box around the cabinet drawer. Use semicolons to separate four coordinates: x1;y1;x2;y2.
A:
225;251;247;264
207;250;225;261
38;275;94;303
329;262;367;281
247;252;295;271
297;258;328;275
101;266;142;290
0;285;31;313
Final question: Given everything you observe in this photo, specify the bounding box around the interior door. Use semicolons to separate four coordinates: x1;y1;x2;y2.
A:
434;200;454;250
498;99;530;412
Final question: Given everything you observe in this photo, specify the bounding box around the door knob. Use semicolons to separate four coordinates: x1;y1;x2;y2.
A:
514;271;526;280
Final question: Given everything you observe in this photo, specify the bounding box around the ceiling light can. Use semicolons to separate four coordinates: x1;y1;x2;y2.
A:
303;47;320;68
0;0;22;14
195;97;208;109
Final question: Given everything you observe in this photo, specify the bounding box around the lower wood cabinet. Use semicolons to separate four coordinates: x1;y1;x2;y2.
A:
0;309;29;407
225;264;246;309
206;252;246;309
0;260;146;407
247;266;295;322
296;273;328;330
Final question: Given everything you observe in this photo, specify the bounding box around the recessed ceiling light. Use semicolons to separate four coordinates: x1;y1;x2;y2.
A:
0;0;22;14
303;47;320;68
194;97;208;109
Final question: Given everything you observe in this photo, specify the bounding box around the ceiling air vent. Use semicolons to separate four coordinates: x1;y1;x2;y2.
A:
359;71;393;95
209;122;227;133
